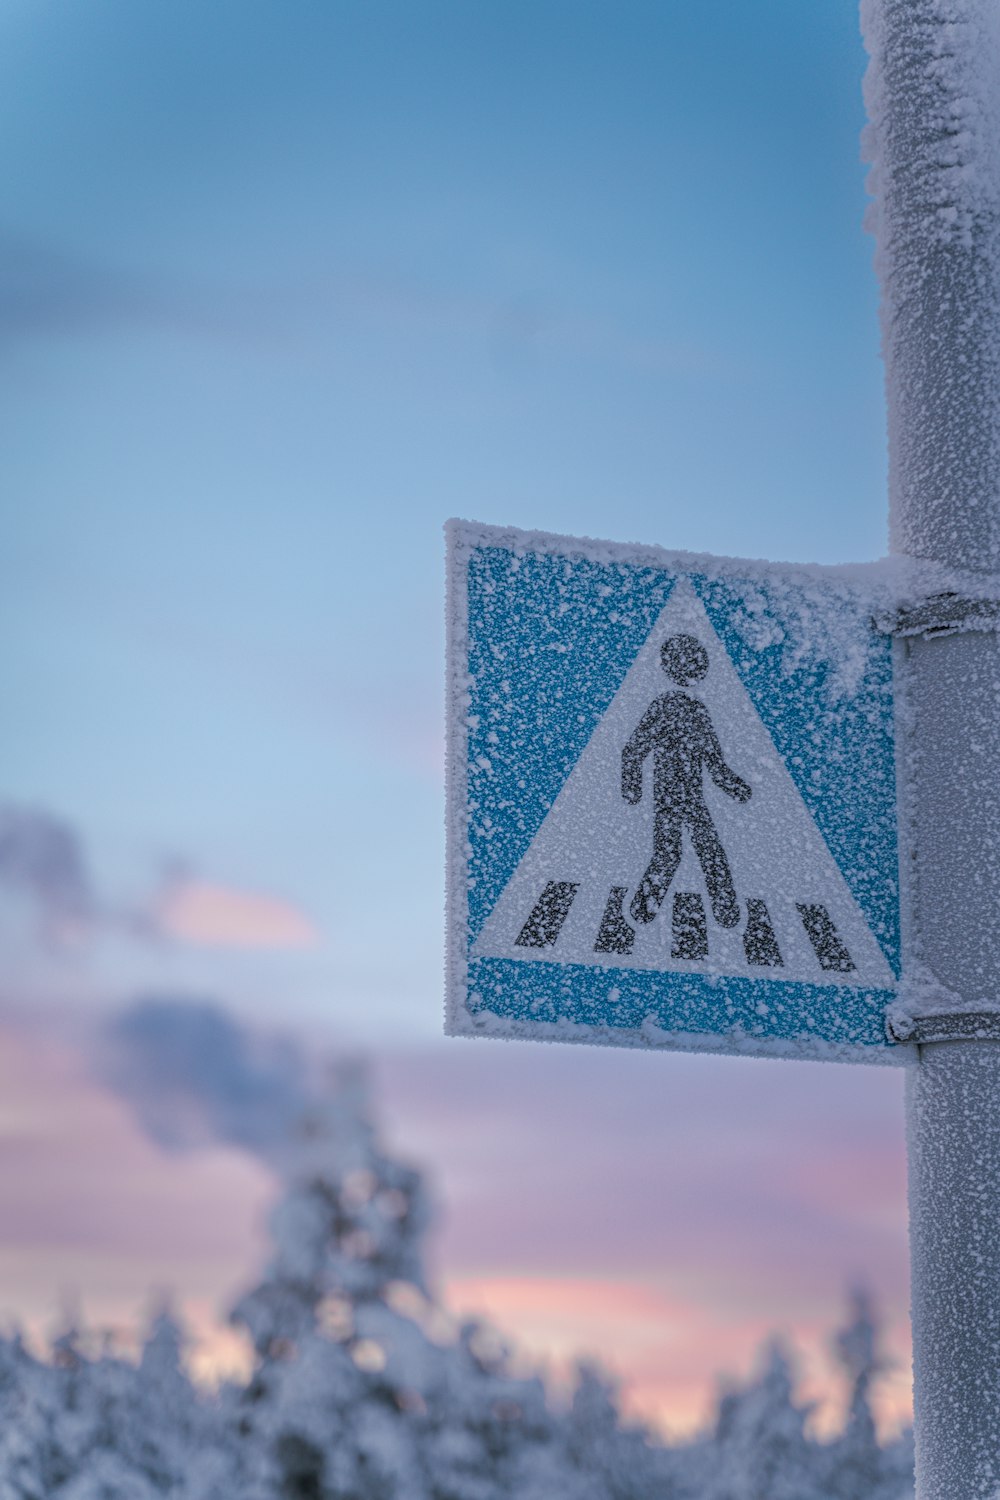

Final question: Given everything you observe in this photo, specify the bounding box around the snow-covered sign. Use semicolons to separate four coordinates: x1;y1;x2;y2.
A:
446;521;903;1064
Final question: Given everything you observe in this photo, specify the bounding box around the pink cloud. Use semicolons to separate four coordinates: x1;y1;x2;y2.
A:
375;1043;908;1284
375;1041;912;1433
441;1272;912;1438
442;1272;712;1430
155;877;320;949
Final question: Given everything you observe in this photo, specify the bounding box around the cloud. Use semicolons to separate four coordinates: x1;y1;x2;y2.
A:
374;1041;910;1357
382;1043;912;1437
0;228;282;354
0;231;168;347
442;1272;766;1432
154;875;320;950
0;805;96;943
96;997;311;1158
0;224;722;381
0;802;320;954
0;1013;271;1351
441;1271;911;1439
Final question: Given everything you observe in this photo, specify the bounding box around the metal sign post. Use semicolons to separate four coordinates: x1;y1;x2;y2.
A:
863;2;1000;1495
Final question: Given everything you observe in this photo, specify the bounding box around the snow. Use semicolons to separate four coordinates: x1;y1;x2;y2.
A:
862;0;1000;574
0;1041;915;1498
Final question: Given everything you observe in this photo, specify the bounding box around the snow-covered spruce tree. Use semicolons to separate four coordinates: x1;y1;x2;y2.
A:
0;1306;241;1499
227;1062;684;1500
702;1341;819;1500
820;1288;914;1500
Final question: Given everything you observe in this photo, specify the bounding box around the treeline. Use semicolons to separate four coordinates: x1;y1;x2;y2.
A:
0;1063;913;1499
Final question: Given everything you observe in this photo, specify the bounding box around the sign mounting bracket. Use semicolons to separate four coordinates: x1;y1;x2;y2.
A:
873;591;1000;640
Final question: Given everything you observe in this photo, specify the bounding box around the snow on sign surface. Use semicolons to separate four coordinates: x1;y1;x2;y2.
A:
446;521;903;1064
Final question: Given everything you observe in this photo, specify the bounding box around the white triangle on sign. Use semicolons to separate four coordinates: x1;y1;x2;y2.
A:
472;581;895;990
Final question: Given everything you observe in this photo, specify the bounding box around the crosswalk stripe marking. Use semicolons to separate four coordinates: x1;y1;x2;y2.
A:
594;886;635;955
513;882;860;977
743;898;783;966
672;892;708;960
514;882;579;948
796;903;855;972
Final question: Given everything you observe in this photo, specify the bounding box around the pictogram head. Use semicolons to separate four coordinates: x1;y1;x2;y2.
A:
660;633;709;685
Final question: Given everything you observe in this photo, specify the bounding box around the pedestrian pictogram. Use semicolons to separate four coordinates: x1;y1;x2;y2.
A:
623;631;751;932
447;521;901;1063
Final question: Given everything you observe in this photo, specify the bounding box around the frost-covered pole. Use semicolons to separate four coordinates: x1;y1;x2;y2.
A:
862;2;1000;1496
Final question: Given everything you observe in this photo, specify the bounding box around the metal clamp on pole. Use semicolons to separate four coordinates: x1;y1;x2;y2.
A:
873;592;1000;641
887;1007;1000;1045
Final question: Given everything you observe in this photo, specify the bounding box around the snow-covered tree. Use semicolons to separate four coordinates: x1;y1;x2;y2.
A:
820;1287;914;1500
704;1341;818;1500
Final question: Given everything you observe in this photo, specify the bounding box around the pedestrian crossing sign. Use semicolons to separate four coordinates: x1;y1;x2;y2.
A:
446;520;903;1064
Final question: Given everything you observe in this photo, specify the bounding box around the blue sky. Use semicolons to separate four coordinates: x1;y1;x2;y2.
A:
1;0;889;1035
0;0;911;1433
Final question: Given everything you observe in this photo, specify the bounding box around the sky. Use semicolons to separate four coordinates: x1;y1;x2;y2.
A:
0;0;911;1437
